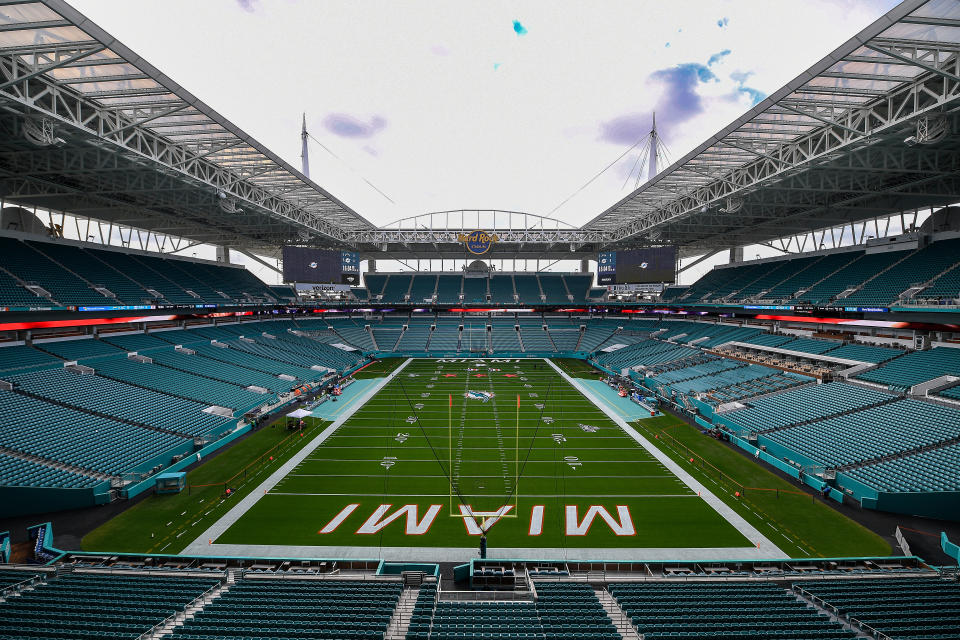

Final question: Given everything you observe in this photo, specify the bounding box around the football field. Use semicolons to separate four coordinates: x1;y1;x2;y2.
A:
191;358;783;560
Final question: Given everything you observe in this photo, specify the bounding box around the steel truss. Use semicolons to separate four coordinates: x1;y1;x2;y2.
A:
0;0;372;255
586;0;960;252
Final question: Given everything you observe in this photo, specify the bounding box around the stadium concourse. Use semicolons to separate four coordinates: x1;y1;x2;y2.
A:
2;0;960;638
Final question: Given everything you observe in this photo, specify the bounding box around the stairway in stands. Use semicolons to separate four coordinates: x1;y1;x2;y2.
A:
595;587;642;640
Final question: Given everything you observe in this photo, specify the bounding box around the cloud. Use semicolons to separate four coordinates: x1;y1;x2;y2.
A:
717;16;729;28
599;113;650;146
649;63;717;126
729;70;767;105
598;61;720;146
322;113;387;138
707;49;731;66
430;44;451;56
235;0;257;12
513;20;528;36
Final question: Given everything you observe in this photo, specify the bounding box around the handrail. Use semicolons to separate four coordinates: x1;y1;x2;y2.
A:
134;578;223;640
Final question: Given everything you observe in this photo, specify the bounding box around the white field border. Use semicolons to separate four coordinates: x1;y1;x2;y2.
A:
186;356;787;561
183;358;413;555
545;357;785;559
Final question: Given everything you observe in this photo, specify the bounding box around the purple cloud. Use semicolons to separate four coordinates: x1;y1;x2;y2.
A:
431;44;451;56
599;62;718;145
236;0;257;12
322;113;387;138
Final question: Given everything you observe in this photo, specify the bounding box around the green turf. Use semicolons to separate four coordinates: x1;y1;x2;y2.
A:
633;416;891;558
216;359;753;549
552;358;607;379
351;358;405;378
81;416;329;554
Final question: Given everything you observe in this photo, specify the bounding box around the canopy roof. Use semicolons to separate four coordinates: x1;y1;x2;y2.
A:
584;0;960;252
0;0;374;253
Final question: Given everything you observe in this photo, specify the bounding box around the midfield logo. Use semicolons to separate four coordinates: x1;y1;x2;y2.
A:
464;390;495;402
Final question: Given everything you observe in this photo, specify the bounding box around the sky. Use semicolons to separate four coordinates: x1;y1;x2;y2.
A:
67;0;902;283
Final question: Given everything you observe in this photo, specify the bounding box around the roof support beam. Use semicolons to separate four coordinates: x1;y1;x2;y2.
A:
864;43;960;83
0;44;106;91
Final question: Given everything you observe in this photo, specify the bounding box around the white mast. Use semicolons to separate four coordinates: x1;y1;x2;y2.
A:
648;111;658;182
300;113;310;178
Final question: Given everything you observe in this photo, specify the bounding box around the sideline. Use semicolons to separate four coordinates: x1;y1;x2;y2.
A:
545;357;786;559
182;358;413;554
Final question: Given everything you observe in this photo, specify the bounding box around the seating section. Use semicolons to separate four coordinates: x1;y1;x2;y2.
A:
7;368;229;437
380;274;413;303
0;236;280;307
325;319;376;352
408;274;437;303
856;346;960;390
596;339;695;371
777;337;841;355
0;570;38;590
491;323;521;351
611;581;853;640
763;252;860;302
514;275;541;305
534;582;619;640
0;267;47;306
763;398;960;468
519;323;556;352
797;251;906;305
825;343;901;364
723;382;892;433
842;440;960;494
732;254;820;302
0;572;220;640
538;274;569;304
490;275;515;304
411;600;544;640
430;322;461;351
0;345;63;373
564;274;593;303
660;237;960;308
397;323;431;350
919;259;960;301
365;274;389;300
30;240;156;305
742;333;796;348
93;358;266;412
34;337;126;362
171;578;401;640
0;236;113;306
436;275;462;304
797;578;960;640
0;390;189;476
844;238;960;306
0;451;103;489
462;277;487;304
355;272;595;306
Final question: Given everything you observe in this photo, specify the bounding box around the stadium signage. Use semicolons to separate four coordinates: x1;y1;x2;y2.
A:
318;503;637;536
458;229;499;255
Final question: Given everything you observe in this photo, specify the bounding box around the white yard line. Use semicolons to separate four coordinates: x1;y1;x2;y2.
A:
182;358;413;555
544;357;786;559
190;357;786;562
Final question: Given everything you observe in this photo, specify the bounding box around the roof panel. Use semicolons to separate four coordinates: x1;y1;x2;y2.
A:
584;0;960;247
0;0;375;244
0;3;62;24
0;24;89;48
